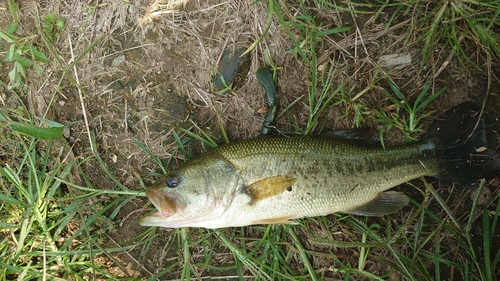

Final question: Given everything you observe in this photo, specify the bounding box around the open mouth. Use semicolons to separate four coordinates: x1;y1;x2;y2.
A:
145;188;177;218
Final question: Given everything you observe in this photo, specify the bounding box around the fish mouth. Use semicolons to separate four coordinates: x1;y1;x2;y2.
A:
145;188;177;218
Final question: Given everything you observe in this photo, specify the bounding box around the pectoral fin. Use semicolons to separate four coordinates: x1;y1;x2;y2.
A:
246;175;297;203
344;191;409;216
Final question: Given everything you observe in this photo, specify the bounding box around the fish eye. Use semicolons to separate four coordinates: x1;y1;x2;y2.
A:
166;175;180;188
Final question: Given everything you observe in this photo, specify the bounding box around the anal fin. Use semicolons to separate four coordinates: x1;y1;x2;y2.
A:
344;191;409;216
254;215;297;225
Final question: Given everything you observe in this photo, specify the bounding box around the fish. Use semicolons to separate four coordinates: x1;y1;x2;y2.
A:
139;103;500;228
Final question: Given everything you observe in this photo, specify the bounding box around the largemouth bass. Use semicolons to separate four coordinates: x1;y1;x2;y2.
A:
140;103;500;228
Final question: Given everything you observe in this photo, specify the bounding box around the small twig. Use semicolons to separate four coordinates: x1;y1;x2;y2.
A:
465;94;488;144
124;98;128;139
432;35;464;80
68;30;95;154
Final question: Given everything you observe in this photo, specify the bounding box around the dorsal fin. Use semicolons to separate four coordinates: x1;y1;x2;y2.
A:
323;128;381;147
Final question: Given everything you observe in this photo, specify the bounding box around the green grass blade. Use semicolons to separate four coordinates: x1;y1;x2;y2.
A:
10;122;64;140
288;227;318;281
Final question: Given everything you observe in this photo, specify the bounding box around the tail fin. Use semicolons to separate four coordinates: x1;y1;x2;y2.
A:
426;103;500;181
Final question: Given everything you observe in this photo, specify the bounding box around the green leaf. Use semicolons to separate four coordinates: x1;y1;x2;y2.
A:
29;46;50;62
13;54;34;67
35;116;64;128
4;44;16;62
10;122;64;140
0;30;16;43
0;110;8;121
15;61;26;78
0;164;22;191
8;66;19;85
7;0;19;22
33;63;43;76
44;13;57;24
7;21;18;34
43;23;54;33
56;18;66;32
0;191;23;205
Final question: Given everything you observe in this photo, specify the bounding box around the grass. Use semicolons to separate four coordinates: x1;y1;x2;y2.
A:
374;82;444;147
1;0;499;280
0;1;49;91
366;0;500;70
412;0;500;69
0;114;143;279
0;2;144;279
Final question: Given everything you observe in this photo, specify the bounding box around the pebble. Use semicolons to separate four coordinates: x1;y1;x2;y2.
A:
63;126;71;139
470;185;492;205
378;53;412;70
112;55;126;67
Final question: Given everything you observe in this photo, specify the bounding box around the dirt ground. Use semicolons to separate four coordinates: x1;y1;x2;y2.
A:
1;0;499;280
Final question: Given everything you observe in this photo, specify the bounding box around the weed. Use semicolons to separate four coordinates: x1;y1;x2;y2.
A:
0;0;50;91
375;82;444;146
9;117;65;140
214;73;237;96
0;122;141;279
302;57;345;134
42;13;65;44
333;84;371;128
265;0;350;134
0;5;141;277
409;0;500;68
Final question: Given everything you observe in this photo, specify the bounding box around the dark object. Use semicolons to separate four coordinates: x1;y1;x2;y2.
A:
214;47;248;90
425;103;500;181
256;67;278;135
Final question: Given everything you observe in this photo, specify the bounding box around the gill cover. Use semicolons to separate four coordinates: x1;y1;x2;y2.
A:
141;154;242;227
